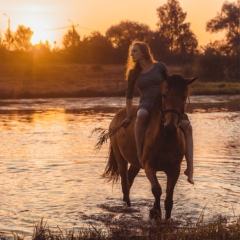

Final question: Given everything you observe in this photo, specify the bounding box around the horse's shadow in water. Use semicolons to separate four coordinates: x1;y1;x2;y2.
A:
94;74;197;221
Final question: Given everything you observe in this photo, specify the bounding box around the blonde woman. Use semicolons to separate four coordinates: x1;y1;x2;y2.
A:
122;41;194;184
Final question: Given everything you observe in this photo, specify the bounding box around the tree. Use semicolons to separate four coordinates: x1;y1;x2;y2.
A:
80;31;114;63
197;41;225;81
62;26;80;49
0;32;3;47
206;1;239;55
3;29;14;50
201;1;239;81
14;25;33;51
32;40;51;54
106;20;153;62
156;0;198;62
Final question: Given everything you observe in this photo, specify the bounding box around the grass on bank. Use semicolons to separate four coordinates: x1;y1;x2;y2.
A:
0;63;239;99
190;82;240;95
0;216;239;240
0;63;126;99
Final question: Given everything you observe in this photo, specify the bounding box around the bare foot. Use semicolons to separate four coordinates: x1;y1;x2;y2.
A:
184;169;194;184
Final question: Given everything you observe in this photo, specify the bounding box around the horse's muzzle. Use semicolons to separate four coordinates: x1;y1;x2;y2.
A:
164;124;177;136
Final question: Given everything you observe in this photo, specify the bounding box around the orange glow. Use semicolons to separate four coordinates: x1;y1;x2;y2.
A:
28;18;52;45
0;0;236;47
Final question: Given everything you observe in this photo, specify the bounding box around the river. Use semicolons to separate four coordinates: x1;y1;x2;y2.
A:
0;95;239;236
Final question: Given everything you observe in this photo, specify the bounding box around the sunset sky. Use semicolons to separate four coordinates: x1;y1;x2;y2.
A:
0;0;235;47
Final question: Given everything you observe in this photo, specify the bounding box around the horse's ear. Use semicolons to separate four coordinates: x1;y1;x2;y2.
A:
187;77;198;85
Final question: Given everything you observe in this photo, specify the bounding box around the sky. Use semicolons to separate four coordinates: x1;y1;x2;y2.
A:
0;0;236;47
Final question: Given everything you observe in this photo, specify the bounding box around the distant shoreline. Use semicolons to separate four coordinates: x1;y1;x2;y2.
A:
0;90;240;100
1;63;239;100
1;83;240;100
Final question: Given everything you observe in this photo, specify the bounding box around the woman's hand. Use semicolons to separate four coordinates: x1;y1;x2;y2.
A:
121;117;131;128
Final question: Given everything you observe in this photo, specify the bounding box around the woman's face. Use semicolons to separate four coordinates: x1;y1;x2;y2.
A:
131;44;144;62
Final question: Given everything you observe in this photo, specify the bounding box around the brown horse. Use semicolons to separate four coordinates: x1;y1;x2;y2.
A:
96;74;197;220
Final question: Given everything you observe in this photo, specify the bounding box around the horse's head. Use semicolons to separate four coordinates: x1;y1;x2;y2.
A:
161;74;197;135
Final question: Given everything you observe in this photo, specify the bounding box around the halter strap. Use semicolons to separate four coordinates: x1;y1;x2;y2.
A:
161;108;184;127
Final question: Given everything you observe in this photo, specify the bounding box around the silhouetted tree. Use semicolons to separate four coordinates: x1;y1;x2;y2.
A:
197;1;239;81
62;26;80;48
206;0;239;55
197;42;225;81
14;25;33;51
80;31;114;63
32;40;51;56
52;41;61;53
0;34;7;64
3;29;14;50
62;26;81;62
30;40;57;64
106;20;153;62
0;33;2;46
156;0;198;62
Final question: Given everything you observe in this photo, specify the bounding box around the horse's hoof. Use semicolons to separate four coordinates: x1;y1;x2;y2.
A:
165;218;173;225
123;197;131;207
149;208;161;220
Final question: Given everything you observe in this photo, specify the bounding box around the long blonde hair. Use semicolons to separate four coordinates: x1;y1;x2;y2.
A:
125;41;155;80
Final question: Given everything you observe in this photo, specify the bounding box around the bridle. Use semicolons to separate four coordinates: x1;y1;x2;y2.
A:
158;75;196;132
161;108;184;128
160;85;190;130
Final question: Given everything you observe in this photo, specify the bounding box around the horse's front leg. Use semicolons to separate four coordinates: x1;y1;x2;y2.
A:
145;166;162;219
165;168;180;219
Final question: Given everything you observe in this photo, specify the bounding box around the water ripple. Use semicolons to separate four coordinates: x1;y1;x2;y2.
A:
0;96;239;235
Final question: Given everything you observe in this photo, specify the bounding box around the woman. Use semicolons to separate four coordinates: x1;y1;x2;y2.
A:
121;41;194;184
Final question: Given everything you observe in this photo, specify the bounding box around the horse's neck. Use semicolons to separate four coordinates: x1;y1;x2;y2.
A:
146;91;162;129
145;101;162;141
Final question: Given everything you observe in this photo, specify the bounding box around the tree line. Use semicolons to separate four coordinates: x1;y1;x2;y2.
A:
0;0;239;82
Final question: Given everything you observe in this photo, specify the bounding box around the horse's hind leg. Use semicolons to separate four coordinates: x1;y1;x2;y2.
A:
120;164;140;207
165;168;180;219
118;159;132;207
145;166;162;219
112;146;131;207
128;164;140;187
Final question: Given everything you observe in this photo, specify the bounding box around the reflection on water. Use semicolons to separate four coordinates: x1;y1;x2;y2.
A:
0;96;239;235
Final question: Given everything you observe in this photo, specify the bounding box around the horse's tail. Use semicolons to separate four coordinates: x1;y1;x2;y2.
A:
101;144;120;184
92;126;122;151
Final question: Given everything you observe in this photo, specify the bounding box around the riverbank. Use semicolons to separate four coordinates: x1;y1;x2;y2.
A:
0;216;239;240
0;63;239;99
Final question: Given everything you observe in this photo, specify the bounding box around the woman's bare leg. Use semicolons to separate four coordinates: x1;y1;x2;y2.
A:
135;109;149;167
183;123;194;184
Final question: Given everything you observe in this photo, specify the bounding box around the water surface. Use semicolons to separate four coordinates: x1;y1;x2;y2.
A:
0;95;239;235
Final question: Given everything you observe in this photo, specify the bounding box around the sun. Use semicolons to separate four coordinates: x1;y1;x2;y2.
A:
31;29;47;45
13;4;62;47
28;18;55;45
